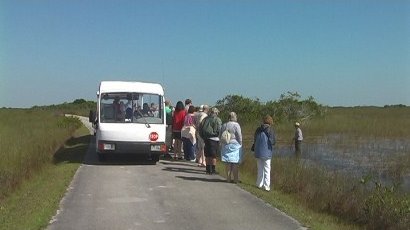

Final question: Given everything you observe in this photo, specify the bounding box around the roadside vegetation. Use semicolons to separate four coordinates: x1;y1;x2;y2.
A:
0;108;82;199
30;99;96;117
0;102;91;230
216;93;410;230
1;97;409;229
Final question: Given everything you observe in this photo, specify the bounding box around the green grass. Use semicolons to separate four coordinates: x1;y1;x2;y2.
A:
218;106;410;230
0;126;90;230
0;108;82;199
217;158;363;230
1;106;409;229
276;107;410;140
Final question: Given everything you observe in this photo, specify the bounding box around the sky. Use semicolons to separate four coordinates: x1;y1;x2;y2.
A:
1;1;409;108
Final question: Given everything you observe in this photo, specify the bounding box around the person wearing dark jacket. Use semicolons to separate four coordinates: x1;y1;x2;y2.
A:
200;107;222;174
252;115;276;191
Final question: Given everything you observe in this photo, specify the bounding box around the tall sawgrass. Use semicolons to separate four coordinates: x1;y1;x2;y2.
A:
0;108;81;199
269;157;410;229
296;107;410;138
234;106;410;229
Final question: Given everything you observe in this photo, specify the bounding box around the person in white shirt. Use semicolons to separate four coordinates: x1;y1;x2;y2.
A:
294;122;303;158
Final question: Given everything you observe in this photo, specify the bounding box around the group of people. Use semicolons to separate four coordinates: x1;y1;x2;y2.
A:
165;98;303;192
112;96;160;122
165;99;217;172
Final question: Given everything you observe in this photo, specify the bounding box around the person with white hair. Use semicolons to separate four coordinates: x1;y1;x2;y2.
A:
194;104;209;167
219;112;242;183
293;122;303;157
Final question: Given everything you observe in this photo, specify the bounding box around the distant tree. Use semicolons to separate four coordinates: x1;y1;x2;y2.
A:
273;92;326;122
215;95;262;123
214;92;326;124
384;104;407;108
73;99;87;104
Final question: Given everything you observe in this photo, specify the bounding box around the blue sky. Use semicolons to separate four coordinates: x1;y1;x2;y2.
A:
1;1;409;108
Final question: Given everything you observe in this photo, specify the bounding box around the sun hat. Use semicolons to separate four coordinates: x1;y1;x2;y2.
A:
295;122;300;126
199;105;204;112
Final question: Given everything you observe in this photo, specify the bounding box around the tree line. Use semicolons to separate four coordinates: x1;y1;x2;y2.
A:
215;91;327;124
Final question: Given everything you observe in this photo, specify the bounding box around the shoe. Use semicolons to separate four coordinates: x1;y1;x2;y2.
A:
206;165;211;174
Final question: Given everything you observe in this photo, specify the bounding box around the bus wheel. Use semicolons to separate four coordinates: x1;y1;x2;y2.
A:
98;153;106;162
150;155;159;164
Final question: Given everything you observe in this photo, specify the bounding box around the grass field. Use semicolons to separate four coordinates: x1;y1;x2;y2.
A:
0;109;82;199
0;106;409;229
221;106;410;229
0;122;90;230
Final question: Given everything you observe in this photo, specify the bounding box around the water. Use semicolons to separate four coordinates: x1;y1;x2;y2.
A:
276;135;410;191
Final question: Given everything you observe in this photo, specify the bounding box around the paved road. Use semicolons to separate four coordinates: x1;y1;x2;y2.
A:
48;117;305;230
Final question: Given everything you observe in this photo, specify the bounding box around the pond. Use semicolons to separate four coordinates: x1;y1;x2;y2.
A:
276;134;410;192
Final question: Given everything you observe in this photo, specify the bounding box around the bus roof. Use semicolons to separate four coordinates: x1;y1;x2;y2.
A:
99;81;164;95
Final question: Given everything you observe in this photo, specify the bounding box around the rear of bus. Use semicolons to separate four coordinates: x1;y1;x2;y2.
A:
95;81;167;163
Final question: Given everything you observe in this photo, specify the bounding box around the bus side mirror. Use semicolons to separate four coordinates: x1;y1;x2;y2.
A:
89;110;96;123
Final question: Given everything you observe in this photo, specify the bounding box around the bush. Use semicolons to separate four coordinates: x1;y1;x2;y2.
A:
361;180;410;230
215;92;326;124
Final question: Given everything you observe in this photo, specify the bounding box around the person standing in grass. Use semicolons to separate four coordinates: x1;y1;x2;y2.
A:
251;115;276;192
294;122;303;158
220;112;242;183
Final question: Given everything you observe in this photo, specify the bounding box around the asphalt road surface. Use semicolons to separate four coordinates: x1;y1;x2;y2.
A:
48;116;305;230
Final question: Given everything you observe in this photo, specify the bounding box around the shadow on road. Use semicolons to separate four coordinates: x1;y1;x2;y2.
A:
176;175;227;183
160;160;201;167
162;166;206;175
53;134;92;165
84;153;160;166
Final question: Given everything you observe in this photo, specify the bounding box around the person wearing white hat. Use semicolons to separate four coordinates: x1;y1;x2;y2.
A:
294;122;303;157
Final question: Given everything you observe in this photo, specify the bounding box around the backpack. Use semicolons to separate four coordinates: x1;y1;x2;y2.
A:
200;116;217;139
220;130;231;145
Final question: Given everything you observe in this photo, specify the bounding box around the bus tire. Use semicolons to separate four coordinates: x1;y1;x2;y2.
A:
98;153;106;162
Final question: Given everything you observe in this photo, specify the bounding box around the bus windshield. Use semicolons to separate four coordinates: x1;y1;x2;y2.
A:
99;92;163;124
